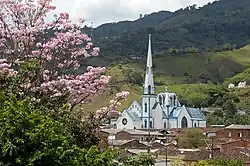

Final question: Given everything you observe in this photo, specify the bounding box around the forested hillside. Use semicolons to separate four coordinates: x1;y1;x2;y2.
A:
93;0;250;56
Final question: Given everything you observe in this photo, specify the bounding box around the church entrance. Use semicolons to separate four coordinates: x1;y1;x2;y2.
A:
181;116;188;128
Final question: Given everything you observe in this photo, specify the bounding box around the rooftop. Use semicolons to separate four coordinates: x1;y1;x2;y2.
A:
101;129;163;136
226;124;250;130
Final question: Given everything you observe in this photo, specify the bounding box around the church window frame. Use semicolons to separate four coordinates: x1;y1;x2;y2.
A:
181;116;188;128
159;95;163;106
144;119;147;128
144;102;147;113
148;85;151;94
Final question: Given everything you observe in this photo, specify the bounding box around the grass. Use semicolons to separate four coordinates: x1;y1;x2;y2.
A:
80;45;250;112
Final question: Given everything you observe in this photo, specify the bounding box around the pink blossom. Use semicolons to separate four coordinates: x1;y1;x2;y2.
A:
0;0;128;114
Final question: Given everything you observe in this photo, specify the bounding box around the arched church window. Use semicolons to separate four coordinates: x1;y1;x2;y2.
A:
144;119;147;128
144;102;147;113
148;85;151;94
170;96;173;106
164;122;166;129
173;95;176;106
181;116;188;128
159;95;162;105
150;121;152;128
162;95;166;106
194;123;197;128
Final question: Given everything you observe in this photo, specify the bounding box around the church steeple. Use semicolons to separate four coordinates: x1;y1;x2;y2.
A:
143;34;155;95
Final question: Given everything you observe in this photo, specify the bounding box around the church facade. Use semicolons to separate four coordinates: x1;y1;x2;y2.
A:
114;35;206;130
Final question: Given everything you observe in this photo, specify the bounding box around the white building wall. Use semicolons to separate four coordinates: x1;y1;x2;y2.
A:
177;108;192;128
169;119;177;128
141;95;157;128
198;121;206;128
152;105;163;129
116;111;135;129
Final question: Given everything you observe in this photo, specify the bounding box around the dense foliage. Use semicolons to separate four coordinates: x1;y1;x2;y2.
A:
0;0;130;165
176;128;205;149
191;158;245;166
94;0;250;56
0;94;119;166
122;154;156;166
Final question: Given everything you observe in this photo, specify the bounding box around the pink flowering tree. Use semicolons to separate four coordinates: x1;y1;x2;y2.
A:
0;0;128;113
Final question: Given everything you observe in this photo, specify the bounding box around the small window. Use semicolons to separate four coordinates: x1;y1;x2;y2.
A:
144;119;147;128
228;132;232;137
150;121;152;128
134;126;136;129
238;132;242;138
194;123;197;128
164;122;166;129
144;102;147;113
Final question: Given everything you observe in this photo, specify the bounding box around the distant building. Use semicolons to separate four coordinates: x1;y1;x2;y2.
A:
114;35;206;130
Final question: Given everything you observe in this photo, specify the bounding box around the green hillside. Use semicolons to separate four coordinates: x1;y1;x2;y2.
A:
93;0;250;56
83;45;250;115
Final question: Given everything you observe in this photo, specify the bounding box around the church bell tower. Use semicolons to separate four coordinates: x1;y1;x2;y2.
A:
141;34;157;129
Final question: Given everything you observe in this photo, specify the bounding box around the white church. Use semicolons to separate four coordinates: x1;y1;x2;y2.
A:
113;35;206;130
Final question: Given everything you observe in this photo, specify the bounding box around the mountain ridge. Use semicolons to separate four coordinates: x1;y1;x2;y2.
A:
91;0;250;56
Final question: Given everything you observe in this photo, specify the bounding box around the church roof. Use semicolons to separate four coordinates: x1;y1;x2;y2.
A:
152;102;159;109
126;110;141;121
186;108;206;121
168;106;206;121
169;107;182;118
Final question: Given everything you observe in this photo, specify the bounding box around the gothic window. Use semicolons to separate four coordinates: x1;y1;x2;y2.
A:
159;95;162;105
173;95;176;106
181;116;188;128
144;102;147;113
162;95;166;106
164;122;166;129
148;85;151;94
144;119;147;128
170;96;173;106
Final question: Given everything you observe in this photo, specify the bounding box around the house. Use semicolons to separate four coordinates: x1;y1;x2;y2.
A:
99;129;163;142
114;34;206;130
218;124;250;140
220;139;250;152
110;139;149;149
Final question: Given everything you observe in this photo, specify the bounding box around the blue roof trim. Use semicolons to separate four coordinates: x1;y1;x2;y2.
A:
169;106;183;118
126;110;141;121
186;108;206;120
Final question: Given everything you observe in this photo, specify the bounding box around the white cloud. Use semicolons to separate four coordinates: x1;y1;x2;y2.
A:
50;0;216;27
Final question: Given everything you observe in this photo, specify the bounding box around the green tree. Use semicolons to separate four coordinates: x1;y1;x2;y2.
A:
0;95;118;165
192;158;245;166
123;154;156;166
176;128;205;149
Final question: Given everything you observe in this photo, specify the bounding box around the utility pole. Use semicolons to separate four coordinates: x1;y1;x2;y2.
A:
207;132;216;159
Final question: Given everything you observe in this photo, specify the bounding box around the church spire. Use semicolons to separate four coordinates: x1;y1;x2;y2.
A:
143;34;155;95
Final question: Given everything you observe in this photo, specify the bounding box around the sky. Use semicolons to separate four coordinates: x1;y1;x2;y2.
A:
50;0;216;27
